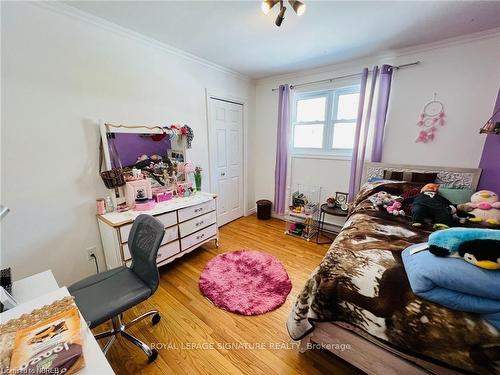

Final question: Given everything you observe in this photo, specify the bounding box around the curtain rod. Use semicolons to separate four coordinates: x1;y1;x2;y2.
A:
271;61;420;91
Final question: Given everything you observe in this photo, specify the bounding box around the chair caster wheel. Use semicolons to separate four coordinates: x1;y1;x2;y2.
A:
152;313;161;325
148;348;158;362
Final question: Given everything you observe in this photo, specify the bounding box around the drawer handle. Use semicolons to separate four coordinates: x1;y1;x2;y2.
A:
195;220;204;227
194;208;203;213
196;234;205;240
157;253;162;258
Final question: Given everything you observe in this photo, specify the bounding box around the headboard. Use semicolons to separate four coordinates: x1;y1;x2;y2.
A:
362;162;482;190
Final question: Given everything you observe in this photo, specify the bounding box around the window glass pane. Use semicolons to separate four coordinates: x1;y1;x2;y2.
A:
332;123;355;149
294;124;324;148
296;97;326;122
337;93;359;120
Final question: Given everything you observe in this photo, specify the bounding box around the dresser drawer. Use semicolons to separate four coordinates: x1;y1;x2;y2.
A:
163;225;179;244
122;226;179;260
179;211;216;238
119;223;133;243
154;211;177;228
178;199;216;222
156;240;180;264
181;224;217;251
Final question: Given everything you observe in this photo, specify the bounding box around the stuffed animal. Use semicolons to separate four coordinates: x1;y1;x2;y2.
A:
428;227;500;270
408;183;455;230
458;190;500;225
387;201;405;216
369;191;397;208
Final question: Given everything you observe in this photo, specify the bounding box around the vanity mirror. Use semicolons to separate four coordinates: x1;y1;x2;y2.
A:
99;122;190;207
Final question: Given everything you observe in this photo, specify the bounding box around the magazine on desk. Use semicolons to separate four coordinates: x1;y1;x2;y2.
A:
10;307;85;374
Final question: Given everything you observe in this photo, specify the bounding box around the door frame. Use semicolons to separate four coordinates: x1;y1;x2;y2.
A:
205;89;249;220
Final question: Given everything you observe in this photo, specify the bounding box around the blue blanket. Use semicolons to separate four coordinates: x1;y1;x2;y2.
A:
402;243;500;330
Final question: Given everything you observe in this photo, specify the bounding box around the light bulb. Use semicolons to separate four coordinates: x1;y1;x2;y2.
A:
261;2;272;14
296;3;306;16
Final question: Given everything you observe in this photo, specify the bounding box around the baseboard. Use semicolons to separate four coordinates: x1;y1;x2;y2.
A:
246;207;256;216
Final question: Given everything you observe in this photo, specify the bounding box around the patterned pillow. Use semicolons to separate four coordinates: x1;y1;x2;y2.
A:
383;171;437;184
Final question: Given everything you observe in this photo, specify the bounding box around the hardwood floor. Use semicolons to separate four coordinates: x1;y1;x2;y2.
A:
96;215;362;375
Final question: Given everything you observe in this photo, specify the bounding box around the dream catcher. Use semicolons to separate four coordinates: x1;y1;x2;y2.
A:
416;93;446;143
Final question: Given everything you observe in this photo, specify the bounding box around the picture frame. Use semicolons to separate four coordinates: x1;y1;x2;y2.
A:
335;192;349;210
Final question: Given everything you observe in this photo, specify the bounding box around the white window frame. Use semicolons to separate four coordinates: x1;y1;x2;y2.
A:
290;85;360;157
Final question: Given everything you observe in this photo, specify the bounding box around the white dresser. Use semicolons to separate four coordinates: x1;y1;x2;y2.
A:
97;193;218;270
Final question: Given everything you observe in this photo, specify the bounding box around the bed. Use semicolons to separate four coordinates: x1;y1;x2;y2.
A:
287;163;500;375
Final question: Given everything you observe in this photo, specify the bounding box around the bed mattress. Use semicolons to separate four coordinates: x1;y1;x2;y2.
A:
287;181;500;374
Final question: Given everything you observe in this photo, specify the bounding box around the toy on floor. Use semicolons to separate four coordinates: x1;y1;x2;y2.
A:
408;183;454;230
428;227;500;270
458;190;500;225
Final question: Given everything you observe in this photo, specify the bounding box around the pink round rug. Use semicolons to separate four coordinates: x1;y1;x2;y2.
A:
199;250;292;315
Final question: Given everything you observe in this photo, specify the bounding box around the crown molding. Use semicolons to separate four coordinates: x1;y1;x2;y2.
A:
31;1;252;83
257;26;500;85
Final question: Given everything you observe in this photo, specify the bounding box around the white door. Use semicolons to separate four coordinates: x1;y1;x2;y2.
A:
208;98;244;226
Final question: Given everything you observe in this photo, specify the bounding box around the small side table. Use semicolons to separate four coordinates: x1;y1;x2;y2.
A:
316;204;348;244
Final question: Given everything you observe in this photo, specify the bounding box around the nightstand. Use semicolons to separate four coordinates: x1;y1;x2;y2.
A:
316;204;348;244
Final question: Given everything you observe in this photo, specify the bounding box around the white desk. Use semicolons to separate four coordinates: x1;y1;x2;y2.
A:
11;270;59;305
0;271;114;375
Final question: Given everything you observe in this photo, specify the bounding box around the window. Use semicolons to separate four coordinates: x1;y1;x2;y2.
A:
291;86;360;157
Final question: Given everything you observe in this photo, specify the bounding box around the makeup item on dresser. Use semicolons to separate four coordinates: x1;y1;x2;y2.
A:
176;182;193;197
105;197;114;213
96;199;106;215
134;199;156;211
125;178;153;208
131;167;142;179
152;187;173;203
116;202;129;213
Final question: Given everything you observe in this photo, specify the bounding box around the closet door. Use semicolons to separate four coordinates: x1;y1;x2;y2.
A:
208;98;244;226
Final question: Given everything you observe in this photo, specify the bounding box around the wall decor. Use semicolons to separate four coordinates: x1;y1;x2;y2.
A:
415;93;446;143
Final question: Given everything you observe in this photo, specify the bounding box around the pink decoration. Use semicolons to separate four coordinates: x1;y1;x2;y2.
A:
184;162;195;173
135;199;156;211
199;250;292;315
152;187;173;203
415;98;446;143
125;178;153;208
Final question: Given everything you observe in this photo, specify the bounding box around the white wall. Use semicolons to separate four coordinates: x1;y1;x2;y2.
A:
1;2;255;285
255;31;500;215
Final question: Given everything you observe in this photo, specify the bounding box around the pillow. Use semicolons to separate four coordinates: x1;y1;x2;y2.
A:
383;170;437;183
439;188;473;205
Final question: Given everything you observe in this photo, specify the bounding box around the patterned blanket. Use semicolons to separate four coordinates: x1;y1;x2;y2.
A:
287;181;500;374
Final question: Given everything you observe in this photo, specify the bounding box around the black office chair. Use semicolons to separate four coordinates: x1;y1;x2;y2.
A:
69;214;165;362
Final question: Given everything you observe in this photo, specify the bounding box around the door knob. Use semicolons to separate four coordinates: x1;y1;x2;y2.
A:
221;172;226;176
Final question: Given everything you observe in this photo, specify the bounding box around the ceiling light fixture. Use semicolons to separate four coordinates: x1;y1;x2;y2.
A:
275;5;287;27
261;0;305;27
261;0;279;15
289;0;306;16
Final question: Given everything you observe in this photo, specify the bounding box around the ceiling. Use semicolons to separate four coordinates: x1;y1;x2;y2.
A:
66;1;500;79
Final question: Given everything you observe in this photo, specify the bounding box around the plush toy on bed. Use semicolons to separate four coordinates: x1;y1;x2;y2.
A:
458;190;500;225
386;201;405;216
369;191;404;216
369;191;393;207
408;183;455;230
428;227;500;270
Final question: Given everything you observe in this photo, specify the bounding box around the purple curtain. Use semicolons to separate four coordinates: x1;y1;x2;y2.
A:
356;66;379;191
478;87;500;192
274;84;290;214
371;64;393;162
348;69;368;201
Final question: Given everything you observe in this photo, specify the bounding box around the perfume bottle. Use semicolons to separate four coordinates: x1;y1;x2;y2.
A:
105;196;115;213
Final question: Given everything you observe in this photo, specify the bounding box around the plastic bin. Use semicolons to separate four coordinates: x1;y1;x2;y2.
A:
256;200;272;220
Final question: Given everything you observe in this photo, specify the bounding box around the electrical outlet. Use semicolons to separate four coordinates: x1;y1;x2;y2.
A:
87;247;96;261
